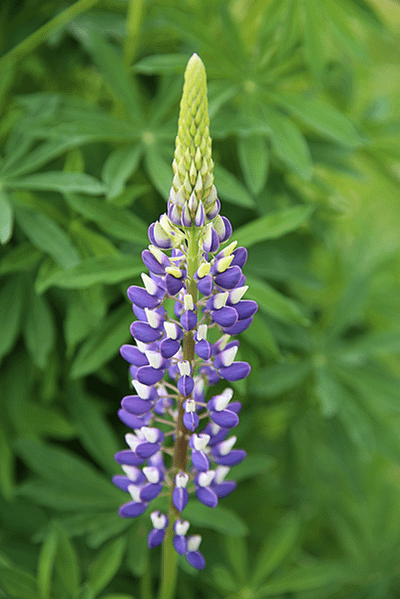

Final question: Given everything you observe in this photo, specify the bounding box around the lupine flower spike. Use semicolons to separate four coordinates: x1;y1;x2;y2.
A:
113;53;257;570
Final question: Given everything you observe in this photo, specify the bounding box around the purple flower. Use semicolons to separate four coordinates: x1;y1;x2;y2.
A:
113;53;257;570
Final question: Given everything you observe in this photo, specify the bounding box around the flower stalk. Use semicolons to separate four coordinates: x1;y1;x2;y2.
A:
113;53;258;593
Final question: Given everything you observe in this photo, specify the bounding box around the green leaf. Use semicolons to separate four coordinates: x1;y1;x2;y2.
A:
15;438;123;507
102;145;142;199
144;147;174;199
126;523;149;577
251;513;301;587
223;536;248;586
64;193;148;244
86;536;127;595
262;107;313;179
0;189;13;244
314;367;343;417
302;0;326;84
134;53;190;74
14;205;80;269
0;422;14;500
8;172;106;195
70;304;132;379
184;501;248;536
252;361;311;398
24;403;75;439
53;522;80;597
212;565;238;593
322;0;366;60
257;562;345;596
35;255;143;293
0;567;38;599
0;242;42;276
241;314;281;359
1;139;88;179
230;454;274;482
213;163;256;208
237;135;269;195
0;275;24;363
23;289;55;369
234;205;313;248
271;92;362;148
246;277;310;326
67;386;120;474
37;524;58;599
78;32;142;121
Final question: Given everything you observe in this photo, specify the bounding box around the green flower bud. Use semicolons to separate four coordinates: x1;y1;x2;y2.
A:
173;54;214;204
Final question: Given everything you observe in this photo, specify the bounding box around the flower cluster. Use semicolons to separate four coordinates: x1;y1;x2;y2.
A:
113;54;257;570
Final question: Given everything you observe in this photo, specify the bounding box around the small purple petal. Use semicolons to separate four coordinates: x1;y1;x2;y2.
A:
130;322;162;343
213;481;237;498
195;486;218;508
172;487;189;512
127;286;161;309
231;247;247;268
173;535;187;555
191;450;210;472
233;300;258;319
177;375;194;397
218;361;251;381
142;250;167;275
180;310;197;331
211;306;238;327
209;227;220;253
112;475;133;492
210;409;239;428
136;442;161;459
136;365;165;386
165;273;184;296
181;203;192;227
140;482;163;501
213;449;247;466
195;339;212;360
148;528;166;548
222;316;253;335
214;266;242;289
118;501;147;518
206;198;220;220
186;551;206;570
160;337;180;358
183;411;199;431
120;345;149;366
115;449;145;466
117;409;148;430
219;216;232;243
228;401;242;414
121;396;153;415
197;274;213;297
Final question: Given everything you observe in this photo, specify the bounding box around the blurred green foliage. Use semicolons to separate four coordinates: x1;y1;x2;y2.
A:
1;0;400;597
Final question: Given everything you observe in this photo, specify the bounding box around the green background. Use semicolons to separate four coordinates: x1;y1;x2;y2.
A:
1;0;400;597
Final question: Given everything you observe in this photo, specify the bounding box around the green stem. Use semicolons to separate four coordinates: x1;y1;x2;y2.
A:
158;226;201;599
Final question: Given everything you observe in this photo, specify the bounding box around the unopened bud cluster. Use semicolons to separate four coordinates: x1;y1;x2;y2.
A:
113;54;257;570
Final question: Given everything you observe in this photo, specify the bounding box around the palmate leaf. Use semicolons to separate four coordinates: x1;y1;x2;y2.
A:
250;512;301;588
134;53;190;75
252;360;311;398
184;501;248;537
0;242;42;276
302;0;326;84
256;562;346;596
237;134;269;195
13;206;80;269
69;304;133;379
246;276;310;326
0;566;38;599
23;287;55;370
0;189;13;244
35;254;144;293
0;274;24;363
270;92;362;148
8;172;106;195
213;163;256;208
234;205;313;248
67;386;120;475
86;536;126;595
15;438;123;507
